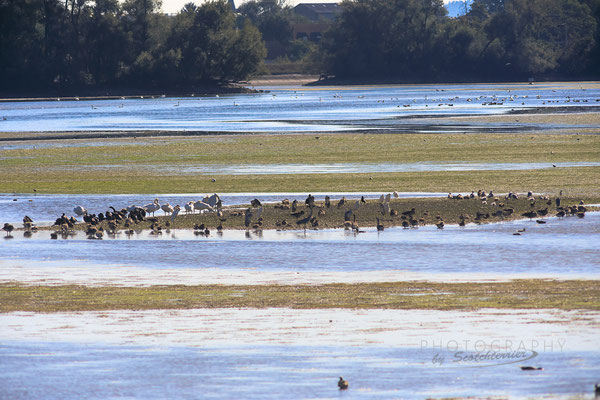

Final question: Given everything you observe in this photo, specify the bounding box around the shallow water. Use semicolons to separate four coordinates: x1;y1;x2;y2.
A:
1;82;598;134
12;161;600;176
1;308;599;399
1;213;599;283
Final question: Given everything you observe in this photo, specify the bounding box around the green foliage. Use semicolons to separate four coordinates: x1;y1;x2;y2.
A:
321;0;599;81
0;0;264;92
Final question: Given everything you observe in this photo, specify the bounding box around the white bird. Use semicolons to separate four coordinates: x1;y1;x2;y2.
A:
171;205;181;222
194;201;214;213
161;202;174;216
143;199;161;216
184;202;194;214
73;206;87;216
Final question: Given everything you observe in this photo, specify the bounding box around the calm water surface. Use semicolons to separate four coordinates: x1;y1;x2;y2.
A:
1;212;598;278
1;82;598;134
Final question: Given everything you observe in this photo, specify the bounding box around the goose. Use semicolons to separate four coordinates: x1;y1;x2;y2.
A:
305;194;315;208
522;211;537;220
143;199;161;216
251;198;262;207
338;377;349;390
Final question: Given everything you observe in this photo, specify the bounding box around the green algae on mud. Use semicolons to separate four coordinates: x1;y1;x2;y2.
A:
1;280;598;313
1;133;599;195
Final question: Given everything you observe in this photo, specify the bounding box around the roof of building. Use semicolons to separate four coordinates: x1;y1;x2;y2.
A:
294;3;341;14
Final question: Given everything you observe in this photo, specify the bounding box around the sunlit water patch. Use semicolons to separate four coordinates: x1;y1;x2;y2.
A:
1;83;598;134
27;161;600;175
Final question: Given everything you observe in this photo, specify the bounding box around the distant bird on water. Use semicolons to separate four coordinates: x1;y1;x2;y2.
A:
338;377;349;390
3;223;14;236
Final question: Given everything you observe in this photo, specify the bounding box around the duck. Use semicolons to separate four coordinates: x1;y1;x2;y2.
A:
2;223;14;236
338;377;349;390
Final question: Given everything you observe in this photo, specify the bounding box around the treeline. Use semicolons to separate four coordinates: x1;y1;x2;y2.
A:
320;0;600;81
1;0;599;94
0;0;265;93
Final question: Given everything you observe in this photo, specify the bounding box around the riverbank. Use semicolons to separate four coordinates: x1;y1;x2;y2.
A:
1;280;598;312
0;84;262;103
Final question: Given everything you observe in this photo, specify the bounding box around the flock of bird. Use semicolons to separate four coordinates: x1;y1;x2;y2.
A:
1;190;591;239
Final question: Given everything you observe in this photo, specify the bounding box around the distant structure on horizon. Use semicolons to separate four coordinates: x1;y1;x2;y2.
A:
293;3;341;21
292;3;341;42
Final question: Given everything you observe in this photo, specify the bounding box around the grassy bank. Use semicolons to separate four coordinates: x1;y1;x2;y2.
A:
1;280;598;312
1;133;599;195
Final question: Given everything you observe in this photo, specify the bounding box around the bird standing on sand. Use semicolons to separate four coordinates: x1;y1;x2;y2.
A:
251;198;262;207
338;377;349;390
324;196;331;208
337;197;346;209
143;199;161;216
244;208;253;228
305;194;315;208
171;205;181;222
194;201;214;213
161;202;174;216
